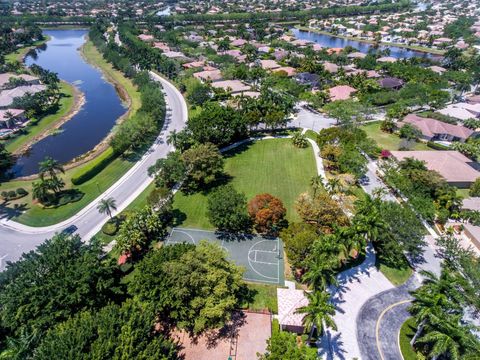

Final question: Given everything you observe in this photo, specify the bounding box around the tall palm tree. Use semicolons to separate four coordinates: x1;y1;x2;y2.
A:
97;197;117;219
310;175;324;199
295;290;337;341
303;255;338;291
409;270;464;346
38;157;64;181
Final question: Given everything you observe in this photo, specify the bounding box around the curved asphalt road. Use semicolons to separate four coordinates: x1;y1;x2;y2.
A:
0;72;188;271
357;276;418;360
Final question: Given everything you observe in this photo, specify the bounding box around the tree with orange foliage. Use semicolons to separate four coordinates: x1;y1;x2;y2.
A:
247;193;287;235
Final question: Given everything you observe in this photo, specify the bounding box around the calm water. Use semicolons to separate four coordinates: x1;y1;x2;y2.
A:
291;28;441;60
11;29;126;177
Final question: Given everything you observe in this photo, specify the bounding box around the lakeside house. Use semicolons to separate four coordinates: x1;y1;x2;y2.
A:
0;84;47;109
0;73;40;90
210;80;250;94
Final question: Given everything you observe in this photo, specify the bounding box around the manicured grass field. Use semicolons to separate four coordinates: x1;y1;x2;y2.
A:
0;42;143;227
361;122;430;151
4;82;75;153
172;139;317;229
241;282;279;313
379;262;413;286
399;318;418;360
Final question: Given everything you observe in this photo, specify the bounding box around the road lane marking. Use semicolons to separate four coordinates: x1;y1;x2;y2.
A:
375;299;412;360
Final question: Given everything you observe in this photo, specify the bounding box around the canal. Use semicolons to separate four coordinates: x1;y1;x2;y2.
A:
11;29;126;177
291;28;442;60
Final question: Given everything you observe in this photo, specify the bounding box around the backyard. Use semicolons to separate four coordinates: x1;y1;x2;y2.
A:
173;138;317;229
361;121;431;151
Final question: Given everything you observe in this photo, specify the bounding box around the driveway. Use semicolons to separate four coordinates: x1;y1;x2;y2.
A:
0;73;187;271
319;245;394;360
288;106;336;132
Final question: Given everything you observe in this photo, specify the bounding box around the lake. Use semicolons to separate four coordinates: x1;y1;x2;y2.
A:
291;28;442;60
11;29;126;177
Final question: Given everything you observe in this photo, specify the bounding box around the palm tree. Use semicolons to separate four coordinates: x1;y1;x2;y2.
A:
303;256;338;291
310;175;324;198
166;129;178;148
38;157;64;181
326;177;342;195
295;290;337;341
97;197;117;219
31;181;50;204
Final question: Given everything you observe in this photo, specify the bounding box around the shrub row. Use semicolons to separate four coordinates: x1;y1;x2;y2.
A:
71;147;118;185
426;141;450;150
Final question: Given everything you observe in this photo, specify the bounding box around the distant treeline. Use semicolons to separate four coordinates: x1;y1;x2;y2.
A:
0;15;96;25
155;0;411;24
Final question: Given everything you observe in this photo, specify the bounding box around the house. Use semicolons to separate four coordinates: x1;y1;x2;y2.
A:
273;66;296;77
0;73;40;90
439;103;480;121
0;84;47;108
328;85;357;101
231;38;247;47
377;56;397;63
259;59;281;70
428;65;447;74
138;34;154;42
153;42;171;51
399;114;473;142
0;109;26;129
323;62;339;74
193;69;222;82
377;77;404;90
347;52;366;59
390;150;480;188
162;51;188;60
210;80;250;94
295;72;320;88
182;61;205;69
461;197;480;212
277;287;308;333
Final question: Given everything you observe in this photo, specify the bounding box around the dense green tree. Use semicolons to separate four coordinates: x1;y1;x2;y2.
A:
115;205;168;254
0;143;13;177
280;223;319;269
148;151;186;189
129;242;245;335
0;234;120;355
35;300;178;360
181;143;224;190
187;102;247;146
258;328;317;360
207;185;250;232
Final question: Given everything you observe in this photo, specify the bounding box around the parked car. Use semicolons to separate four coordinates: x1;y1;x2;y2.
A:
61;225;78;236
358;175;370;185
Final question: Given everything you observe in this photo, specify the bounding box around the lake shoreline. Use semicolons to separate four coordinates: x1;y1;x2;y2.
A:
294;26;445;56
12;82;85;157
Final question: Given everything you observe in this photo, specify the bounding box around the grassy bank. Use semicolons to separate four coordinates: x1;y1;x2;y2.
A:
399;318;418;360
0;41;144;227
294;26;445;55
173;138;317;229
81;40;141;112
4;82;76;153
5;35;51;63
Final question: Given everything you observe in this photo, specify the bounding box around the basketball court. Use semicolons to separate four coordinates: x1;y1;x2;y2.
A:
166;228;285;285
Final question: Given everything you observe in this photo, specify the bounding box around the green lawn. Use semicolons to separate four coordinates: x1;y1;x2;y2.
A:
241;282;279;313
361;122;431;151
456;188;470;199
172;138;317;229
399;318;418;360
379;263;413;286
4;82;75;153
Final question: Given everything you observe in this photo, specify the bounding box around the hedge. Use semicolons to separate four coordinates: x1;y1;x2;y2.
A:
71;147;118;185
427;141;450;150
